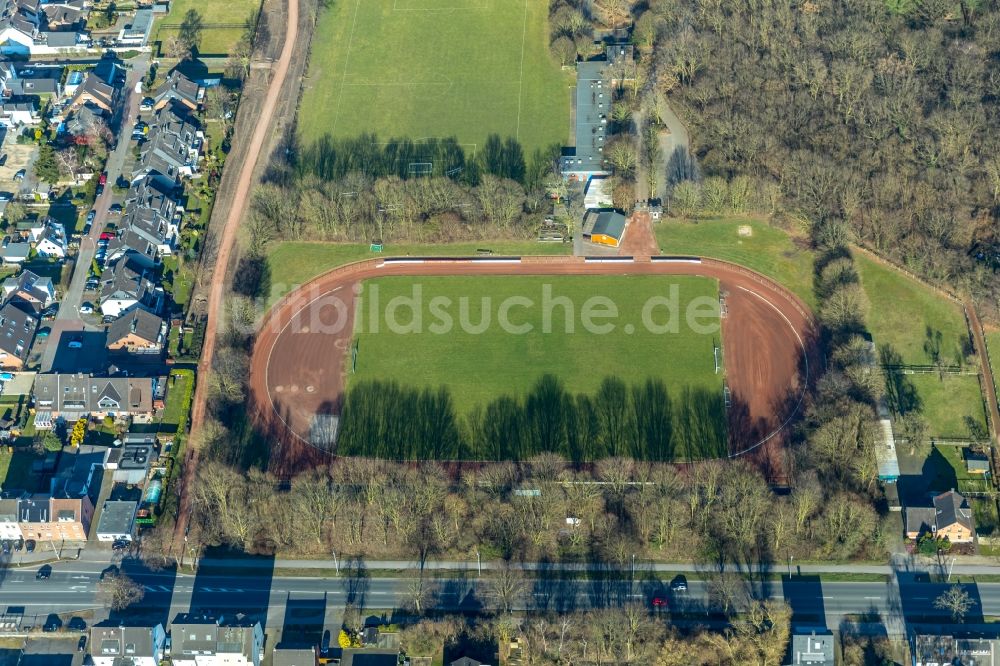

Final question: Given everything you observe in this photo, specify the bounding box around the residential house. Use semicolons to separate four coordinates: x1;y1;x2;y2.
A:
786;632;834;666
34;220;67;258
32;372;156;423
0;300;37;369
0;0;88;56
905;490;976;544
2;269;55;312
42;0;86;30
0;98;39;126
95;499;137;542
106;207;178;267
18;492;94;541
450;657;491;666
14;220;46;242
68;70;119;116
0;238;29;264
170;615;265;666
117;7;153;46
124;175;181;218
63;103;103;140
106;308;167;354
272;646;318;666
90;623;167;666
153;69;203;112
99;256;163;317
138;118;202;181
0;491;24;540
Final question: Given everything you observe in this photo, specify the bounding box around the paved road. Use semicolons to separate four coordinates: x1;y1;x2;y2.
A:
42;54;149;371
0;560;996;634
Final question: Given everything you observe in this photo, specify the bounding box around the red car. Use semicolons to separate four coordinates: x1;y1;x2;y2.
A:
100;232;114;241
652;597;668;608
98;172;108;186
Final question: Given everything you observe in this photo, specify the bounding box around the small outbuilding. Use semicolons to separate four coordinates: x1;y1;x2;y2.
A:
582;210;628;248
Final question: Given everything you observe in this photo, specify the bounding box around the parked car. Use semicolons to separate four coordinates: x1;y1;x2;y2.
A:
82;222;92;235
98;172;107;186
109;203;122;215
111;539;128;551
86;210;96;224
12;169;24;181
100;231;114;241
68;335;83;347
24;539;35;552
13;538;22;552
79;303;94;315
669;575;688;592
0;154;7;167
140;97;154;111
78;636;87;651
36;327;50;338
651;597;668;608
85;279;99;291
0;192;12;202
103;314;115;324
36;564;51;580
95;183;104;196
1;541;9;555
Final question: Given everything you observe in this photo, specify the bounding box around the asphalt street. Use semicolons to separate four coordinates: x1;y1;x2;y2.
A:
42;53;150;372
0;559;993;634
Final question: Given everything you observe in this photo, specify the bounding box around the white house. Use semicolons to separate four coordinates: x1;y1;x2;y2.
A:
170;616;264;666
91;624;167;666
34;221;67;259
0;493;24;541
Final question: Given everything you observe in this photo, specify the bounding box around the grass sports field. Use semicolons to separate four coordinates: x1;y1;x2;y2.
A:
655;217;817;307
298;0;570;154
266;240;571;305
350;275;723;415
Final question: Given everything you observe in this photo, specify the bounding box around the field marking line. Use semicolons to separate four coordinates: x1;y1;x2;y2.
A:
514;0;529;141
331;0;364;137
731;285;809;457
265;285;344;446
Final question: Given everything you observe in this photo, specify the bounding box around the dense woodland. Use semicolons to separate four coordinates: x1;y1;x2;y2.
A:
633;0;1000;312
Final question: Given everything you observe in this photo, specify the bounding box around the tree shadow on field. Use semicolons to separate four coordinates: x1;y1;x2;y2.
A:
880;344;922;416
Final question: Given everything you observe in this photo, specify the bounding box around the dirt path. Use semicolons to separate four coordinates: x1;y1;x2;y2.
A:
618;211;659;258
172;0;300;546
250;256;816;473
967;303;1000;445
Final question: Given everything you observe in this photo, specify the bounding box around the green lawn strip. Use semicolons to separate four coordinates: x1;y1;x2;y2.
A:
905;374;988;439
0;446;46;492
987;330;1000;403
153;0;259;55
298;0;569;154
160;369;194;436
654;217;817;307
266;240;572;306
855;254;969;366
351;274;722;415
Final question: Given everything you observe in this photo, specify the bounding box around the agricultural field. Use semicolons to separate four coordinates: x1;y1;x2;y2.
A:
154;0;259;55
298;0;570;155
654;217;816;306
350;275;723;414
266;240;572;306
855;254;969;367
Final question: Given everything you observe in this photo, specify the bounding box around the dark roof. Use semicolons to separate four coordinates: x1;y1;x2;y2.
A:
17;494;48;522
561;60;609;174
590;210;627;240
935;490;974;533
0;300;36;362
154;70;201;108
96;500;136;536
107;308;165;346
100;257;157;304
905;507;935;536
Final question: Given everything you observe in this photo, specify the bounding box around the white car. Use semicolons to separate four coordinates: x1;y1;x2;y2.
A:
79;304;93;314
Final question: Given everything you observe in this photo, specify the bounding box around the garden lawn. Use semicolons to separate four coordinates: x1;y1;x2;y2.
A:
160;369;194;436
654;217;816;307
931;444;993;496
298;0;570;155
154;0;259;55
906;373;988;439
351;275;723;415
0;447;45;492
856;254;969;366
266;240;572;306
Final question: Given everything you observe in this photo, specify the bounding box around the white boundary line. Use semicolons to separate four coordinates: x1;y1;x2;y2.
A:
514;0;529;141
331;0;364;137
730;285;810;458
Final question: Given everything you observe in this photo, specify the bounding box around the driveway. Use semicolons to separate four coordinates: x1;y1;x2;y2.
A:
43;53;149;372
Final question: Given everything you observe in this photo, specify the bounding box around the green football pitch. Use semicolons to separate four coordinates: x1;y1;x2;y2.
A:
350;275;724;415
298;0;571;154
